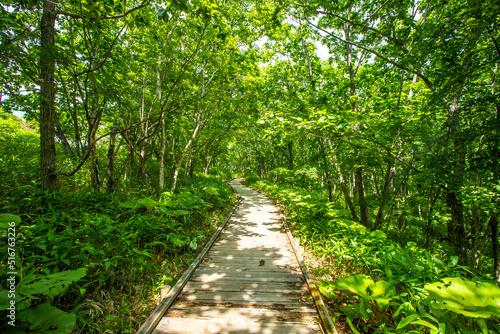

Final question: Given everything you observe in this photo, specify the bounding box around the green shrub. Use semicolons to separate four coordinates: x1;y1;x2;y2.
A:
248;179;497;334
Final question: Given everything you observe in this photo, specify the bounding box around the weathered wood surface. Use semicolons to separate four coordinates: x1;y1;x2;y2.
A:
148;179;328;334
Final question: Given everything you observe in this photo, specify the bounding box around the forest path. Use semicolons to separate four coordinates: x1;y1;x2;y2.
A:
151;179;322;333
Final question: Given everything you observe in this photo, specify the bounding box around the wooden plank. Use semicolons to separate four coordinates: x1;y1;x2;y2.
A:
153;317;321;334
193;267;302;275
172;300;318;312
165;305;319;322
182;281;309;293
179;290;306;303
215;237;288;242
204;261;295;268
197;264;299;271
196;267;300;275
205;255;295;261
190;273;304;283
207;248;291;254
136;198;242;334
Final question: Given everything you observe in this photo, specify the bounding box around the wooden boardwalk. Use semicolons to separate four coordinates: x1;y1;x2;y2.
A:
139;179;332;334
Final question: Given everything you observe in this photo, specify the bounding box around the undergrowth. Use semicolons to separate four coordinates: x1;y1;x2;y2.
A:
0;115;236;333
244;175;500;334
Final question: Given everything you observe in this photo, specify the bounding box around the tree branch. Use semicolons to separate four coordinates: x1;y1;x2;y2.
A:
57;0;150;21
315;9;410;55
305;18;434;91
307;131;421;173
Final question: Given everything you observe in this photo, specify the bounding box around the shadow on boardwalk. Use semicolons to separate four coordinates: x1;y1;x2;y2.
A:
153;179;321;334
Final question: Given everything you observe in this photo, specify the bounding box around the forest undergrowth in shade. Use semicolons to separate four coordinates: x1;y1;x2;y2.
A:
0;114;236;333
1;0;500;332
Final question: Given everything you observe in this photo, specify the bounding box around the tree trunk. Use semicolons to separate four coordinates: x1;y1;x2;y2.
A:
171;116;202;192
356;166;372;229
55;113;75;157
89;86;101;192
68;19;81;157
445;93;468;266
327;139;358;221
288;141;294;188
319;140;333;202
39;1;57;192
159;118;166;190
106;127;117;193
343;19;368;225
491;213;500;282
424;187;441;248
374;163;395;230
158;64;166;191
446;191;468;266
489;63;500;282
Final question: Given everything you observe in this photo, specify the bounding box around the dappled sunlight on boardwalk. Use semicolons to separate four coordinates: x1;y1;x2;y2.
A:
152;179;321;333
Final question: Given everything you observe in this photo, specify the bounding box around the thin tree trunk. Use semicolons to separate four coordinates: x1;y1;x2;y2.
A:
446;191;468;266
68;19;81;157
491;213;500;282
171;116;202;192
327;139;358;221
490;64;500;282
319;140;333;202
424;187;441;248
157;64;166;191
106;126;117;193
159;118;166;190
55;113;75;157
288;141;294;188
88;85;101;192
343;19;369;227
39;0;57;192
446;91;468;266
203;140;219;174
356;166;372;229
374;163;395;230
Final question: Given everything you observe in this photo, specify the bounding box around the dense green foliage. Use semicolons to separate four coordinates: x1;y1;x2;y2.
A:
0;116;235;331
245;176;500;333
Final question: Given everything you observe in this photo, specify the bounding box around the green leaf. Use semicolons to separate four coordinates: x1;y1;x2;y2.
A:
477;318;488;334
203;186;219;195
397;314;420;329
411;320;438;331
317;282;337;299
19;303;76;333
137;197;159;209
346;316;361;334
0;289;12;310
19;268;87;299
120;197;159;210
424;277;500;318
0;213;21;229
158;206;170;214
335;274;396;308
189;238;197;250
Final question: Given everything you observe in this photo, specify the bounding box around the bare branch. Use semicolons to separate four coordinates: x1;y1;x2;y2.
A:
305;18;434;91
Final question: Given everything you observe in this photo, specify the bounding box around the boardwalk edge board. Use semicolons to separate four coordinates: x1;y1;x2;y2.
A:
278;206;339;334
136;197;242;334
247;183;338;334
